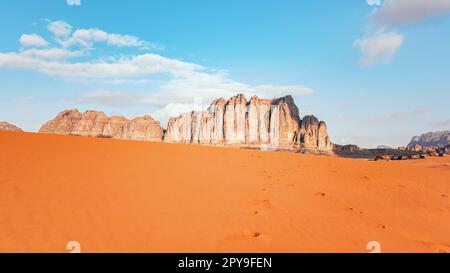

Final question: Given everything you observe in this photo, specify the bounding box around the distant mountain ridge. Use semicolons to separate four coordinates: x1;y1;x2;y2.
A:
0;121;22;132
407;131;450;148
39;109;164;141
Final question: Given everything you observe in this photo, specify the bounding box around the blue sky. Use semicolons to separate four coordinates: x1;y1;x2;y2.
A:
0;0;449;147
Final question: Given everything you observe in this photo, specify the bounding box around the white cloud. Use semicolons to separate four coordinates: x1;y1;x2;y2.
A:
60;28;157;49
151;102;207;126
150;81;315;125
353;30;403;65
48;21;73;37
20;48;83;61
76;71;316;125
355;0;450;66
148;71;315;106
0;52;203;80
2;20;316;127
46;21;162;50
0;21;197;80
67;0;81;6
367;0;382;6
373;0;450;27
19;34;49;47
77;74;314;108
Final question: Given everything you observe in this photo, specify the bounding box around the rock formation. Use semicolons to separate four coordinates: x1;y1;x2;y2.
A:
164;94;332;151
0;121;23;132
407;131;450;148
39;94;332;151
377;145;392;149
39;109;164;141
408;144;423;152
334;144;361;152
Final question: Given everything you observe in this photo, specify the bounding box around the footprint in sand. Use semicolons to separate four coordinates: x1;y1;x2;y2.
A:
315;192;326;197
261;199;272;208
245;199;273;210
441;194;448;198
346;207;364;214
216;231;271;251
250;199;274;209
242;230;262;239
361;175;370;180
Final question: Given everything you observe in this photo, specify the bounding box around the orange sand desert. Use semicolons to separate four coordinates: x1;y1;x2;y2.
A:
0;131;449;253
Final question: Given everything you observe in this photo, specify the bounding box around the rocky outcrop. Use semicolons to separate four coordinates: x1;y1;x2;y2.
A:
164;94;332;151
334;144;361;152
39;94;332;151
295;115;332;150
0;121;23;132
39;109;82;135
39;109;164;141
408;144;423;152
407;131;450;148
377;145;392;149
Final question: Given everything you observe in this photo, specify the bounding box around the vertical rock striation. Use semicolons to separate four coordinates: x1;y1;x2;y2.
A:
40;94;332;151
164;94;332;151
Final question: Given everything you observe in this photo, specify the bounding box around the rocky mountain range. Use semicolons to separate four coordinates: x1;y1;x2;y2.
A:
0;121;23;132
407;131;450;148
39;109;164;141
38;94;332;151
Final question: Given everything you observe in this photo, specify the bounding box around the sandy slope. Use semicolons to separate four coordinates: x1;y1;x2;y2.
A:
0;131;449;253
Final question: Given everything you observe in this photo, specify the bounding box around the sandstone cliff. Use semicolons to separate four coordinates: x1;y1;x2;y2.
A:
164;94;332;150
39;109;164;141
0;121;23;132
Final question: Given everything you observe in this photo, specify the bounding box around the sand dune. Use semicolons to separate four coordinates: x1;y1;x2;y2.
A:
0;131;449;253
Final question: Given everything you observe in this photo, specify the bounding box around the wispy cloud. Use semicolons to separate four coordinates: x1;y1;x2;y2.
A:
18;47;84;61
20;34;49;47
1;20;316;126
78;75;314;107
47;20;162;50
373;0;450;27
355;0;450;66
77;71;315;125
48;21;73;37
0;21;196;80
413;107;428;114
0;52;203;80
66;0;81;6
59;27;162;50
353;30;403;65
